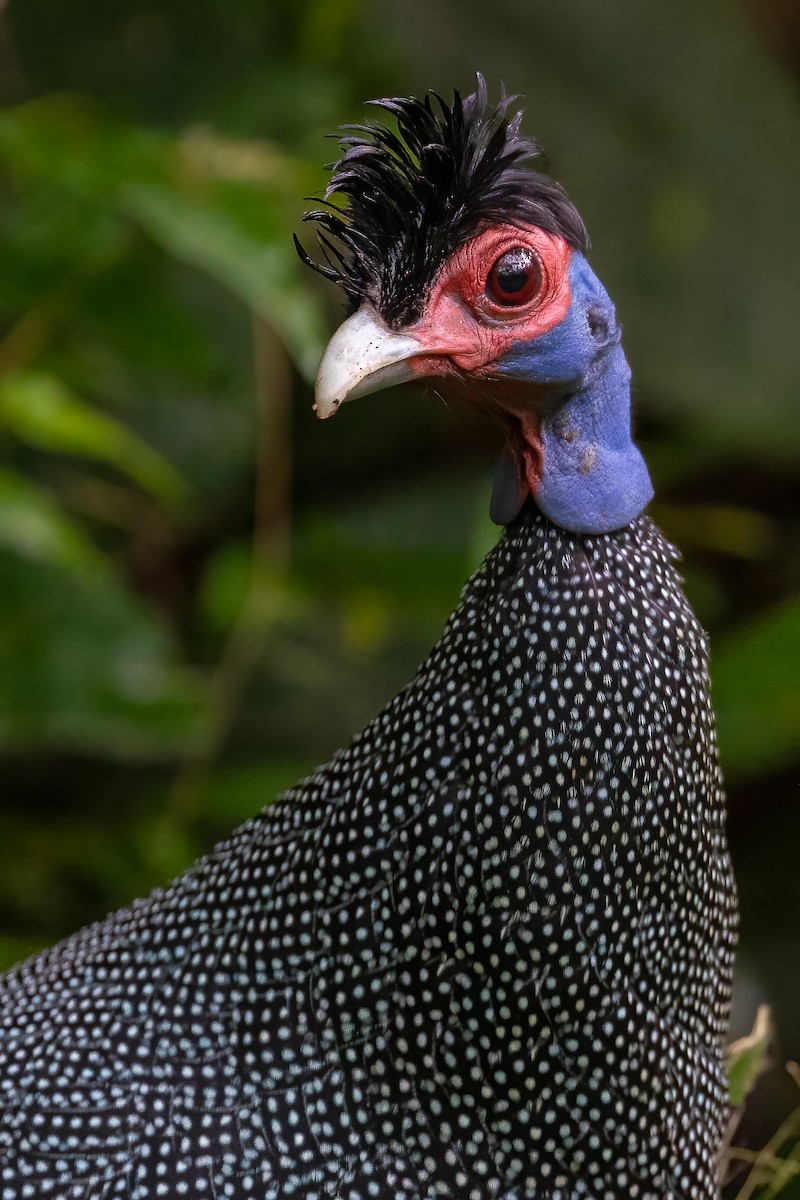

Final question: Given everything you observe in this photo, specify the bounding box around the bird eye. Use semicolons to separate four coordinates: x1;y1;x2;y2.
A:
486;246;542;307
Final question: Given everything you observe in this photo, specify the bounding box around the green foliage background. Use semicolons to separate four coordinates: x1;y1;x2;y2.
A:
0;0;798;1191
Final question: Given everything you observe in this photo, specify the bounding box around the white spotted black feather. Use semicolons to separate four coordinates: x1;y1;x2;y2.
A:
0;509;737;1199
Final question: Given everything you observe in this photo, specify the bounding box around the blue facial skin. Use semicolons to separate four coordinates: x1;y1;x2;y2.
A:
493;253;653;535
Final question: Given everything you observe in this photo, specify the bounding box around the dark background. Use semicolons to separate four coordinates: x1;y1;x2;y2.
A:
0;0;797;1191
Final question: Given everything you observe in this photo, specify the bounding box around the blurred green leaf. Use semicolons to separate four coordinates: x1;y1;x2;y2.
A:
200;538;253;635
0;98;328;378
204;761;315;824
0;468;99;572
0;99;328;379
178;127;309;190
714;601;800;780
0;553;203;756
728;1005;773;1107
125;183;326;379
77;248;218;383
0;370;185;502
0;937;49;975
653;502;775;560
0;97;160;208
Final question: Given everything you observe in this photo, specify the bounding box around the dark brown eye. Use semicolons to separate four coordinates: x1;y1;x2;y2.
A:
486;246;542;307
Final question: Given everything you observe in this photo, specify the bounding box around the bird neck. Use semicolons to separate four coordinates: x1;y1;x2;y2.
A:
534;339;653;534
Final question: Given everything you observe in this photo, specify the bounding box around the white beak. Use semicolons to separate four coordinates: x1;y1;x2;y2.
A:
314;304;424;419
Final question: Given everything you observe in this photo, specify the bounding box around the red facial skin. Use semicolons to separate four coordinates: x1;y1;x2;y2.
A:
403;223;573;494
405;224;572;374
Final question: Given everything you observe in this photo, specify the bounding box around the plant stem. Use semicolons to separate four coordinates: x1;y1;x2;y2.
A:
168;313;292;820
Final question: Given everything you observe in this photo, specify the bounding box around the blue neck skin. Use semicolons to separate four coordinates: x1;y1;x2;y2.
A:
492;254;653;535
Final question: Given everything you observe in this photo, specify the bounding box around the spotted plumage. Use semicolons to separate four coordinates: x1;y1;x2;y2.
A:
1;77;737;1198
0;511;736;1199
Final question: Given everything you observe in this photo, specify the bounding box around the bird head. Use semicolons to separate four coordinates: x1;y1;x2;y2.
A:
297;77;653;534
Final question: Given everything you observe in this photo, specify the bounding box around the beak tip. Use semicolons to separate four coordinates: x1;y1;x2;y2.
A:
313;397;341;420
314;305;425;422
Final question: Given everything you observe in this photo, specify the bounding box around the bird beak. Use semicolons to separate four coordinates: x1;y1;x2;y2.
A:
314;304;425;419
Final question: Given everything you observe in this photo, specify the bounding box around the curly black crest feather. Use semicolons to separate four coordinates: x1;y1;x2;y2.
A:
296;75;589;327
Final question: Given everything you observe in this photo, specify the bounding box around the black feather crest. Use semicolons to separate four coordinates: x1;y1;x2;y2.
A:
296;75;589;327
